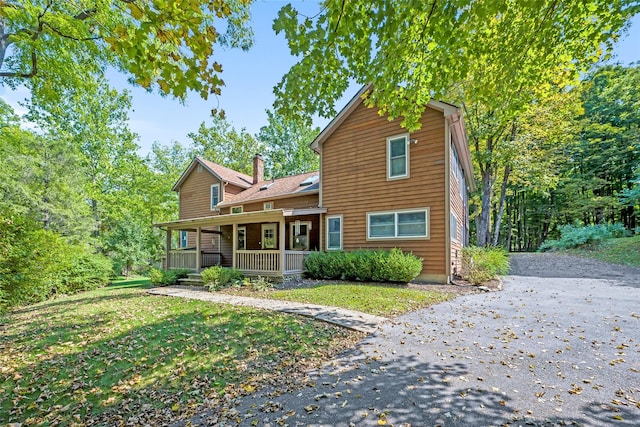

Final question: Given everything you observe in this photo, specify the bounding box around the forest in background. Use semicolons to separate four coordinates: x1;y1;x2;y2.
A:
1;1;639;310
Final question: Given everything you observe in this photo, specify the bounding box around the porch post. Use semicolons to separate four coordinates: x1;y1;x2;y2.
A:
319;213;324;251
165;228;172;269
195;226;201;271
279;217;286;275
232;223;237;269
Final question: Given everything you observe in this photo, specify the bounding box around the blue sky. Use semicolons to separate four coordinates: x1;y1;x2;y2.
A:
1;2;639;155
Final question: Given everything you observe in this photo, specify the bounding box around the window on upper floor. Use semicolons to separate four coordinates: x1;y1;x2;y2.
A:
326;216;342;250
231;206;243;214
263;201;274;210
387;134;409;180
210;184;220;210
367;209;429;239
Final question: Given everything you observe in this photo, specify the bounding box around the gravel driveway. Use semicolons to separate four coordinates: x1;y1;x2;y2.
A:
184;254;640;426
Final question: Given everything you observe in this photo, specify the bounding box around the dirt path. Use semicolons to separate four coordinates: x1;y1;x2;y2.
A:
509;252;640;288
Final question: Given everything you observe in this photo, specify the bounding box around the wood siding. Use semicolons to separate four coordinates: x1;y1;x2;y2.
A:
321;102;448;280
449;144;466;276
178;167;245;220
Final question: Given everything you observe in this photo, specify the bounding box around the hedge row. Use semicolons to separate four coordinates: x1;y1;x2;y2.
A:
303;249;423;283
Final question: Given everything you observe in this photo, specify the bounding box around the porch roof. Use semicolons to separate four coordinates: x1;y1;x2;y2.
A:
154;208;327;231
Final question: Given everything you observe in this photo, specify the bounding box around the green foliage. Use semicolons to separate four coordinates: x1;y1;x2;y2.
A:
201;266;244;291
539;223;628;251
1;0;254;103
148;268;190;287
188;117;264;175
258;110;320;178
461;246;509;285
0;210;112;311
304;249;423;283
242;276;275;291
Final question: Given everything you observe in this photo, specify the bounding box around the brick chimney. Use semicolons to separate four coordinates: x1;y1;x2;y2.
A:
253;153;264;184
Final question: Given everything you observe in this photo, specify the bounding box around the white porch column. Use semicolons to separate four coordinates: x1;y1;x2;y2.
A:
279;218;286;275
232;223;237;269
195;226;201;271
165;228;172;269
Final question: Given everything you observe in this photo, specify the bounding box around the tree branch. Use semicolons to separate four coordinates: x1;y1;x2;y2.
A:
43;22;102;42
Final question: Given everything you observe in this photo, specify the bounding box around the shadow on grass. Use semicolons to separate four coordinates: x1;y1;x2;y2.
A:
1;299;348;426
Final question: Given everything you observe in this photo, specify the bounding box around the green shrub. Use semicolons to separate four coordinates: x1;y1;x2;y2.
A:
461;246;509;285
539;223;629;251
201;266;243;291
0;211;113;312
242;276;274;291
304;249;423;283
148;268;190;286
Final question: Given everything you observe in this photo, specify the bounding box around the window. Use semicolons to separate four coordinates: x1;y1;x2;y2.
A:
387;134;409;179
451;145;461;183
231;206;243;214
450;213;458;242
326;216;342;250
263;201;274;210
261;223;277;249
237;226;246;250
210;184;220;210
290;221;311;251
367;209;428;239
179;231;188;248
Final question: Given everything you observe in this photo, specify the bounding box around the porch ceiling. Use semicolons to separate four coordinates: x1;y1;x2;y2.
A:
154;208;327;230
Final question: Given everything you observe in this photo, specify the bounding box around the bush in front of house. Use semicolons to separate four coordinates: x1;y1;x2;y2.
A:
304;249;423;283
201;266;244;291
461;246;509;285
538;223;629;251
148;268;190;286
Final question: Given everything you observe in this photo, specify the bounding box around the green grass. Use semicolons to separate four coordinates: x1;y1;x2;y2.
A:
109;276;151;286
223;283;454;317
567;235;640;268
0;283;357;426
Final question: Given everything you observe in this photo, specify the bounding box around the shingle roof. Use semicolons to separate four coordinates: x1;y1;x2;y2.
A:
172;157;253;191
217;171;319;207
197;157;253;188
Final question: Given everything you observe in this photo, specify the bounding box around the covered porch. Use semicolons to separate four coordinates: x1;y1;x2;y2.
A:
156;208;325;276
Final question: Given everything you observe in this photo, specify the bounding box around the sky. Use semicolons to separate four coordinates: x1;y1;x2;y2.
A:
1;2;639;155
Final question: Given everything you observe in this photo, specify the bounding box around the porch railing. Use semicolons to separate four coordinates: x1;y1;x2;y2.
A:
236;250;280;274
284;250;312;274
168;250;197;269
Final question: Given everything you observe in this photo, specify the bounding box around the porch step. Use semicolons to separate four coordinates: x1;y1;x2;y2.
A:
178;273;204;287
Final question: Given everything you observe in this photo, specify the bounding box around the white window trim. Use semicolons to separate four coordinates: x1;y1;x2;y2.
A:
231;206;243;214
289;220;312;251
237;226;246;250
210;183;221;210
366;208;430;240
450;212;458;242
326;215;343;251
263;201;274;210
261;223;277;249
386;133;410;180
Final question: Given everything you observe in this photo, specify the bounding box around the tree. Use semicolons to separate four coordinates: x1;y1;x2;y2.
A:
188;116;264;175
0;0;253;103
258;109;320;178
273;0;639;246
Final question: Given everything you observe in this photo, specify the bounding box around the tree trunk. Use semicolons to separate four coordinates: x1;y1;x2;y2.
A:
492;165;511;247
475;165;493;247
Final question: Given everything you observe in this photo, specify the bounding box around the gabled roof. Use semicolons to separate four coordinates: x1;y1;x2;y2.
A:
217;171;319;207
172;157;253;191
309;84;460;152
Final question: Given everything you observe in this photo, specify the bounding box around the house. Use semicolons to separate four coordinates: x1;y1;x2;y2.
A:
155;85;474;283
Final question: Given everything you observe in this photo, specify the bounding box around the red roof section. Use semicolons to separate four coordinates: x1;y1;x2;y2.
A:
197;157;253;188
217;171;319;206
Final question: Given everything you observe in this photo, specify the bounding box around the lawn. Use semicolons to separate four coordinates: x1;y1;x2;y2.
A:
223;283;455;317
567;235;640;268
0;283;359;426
